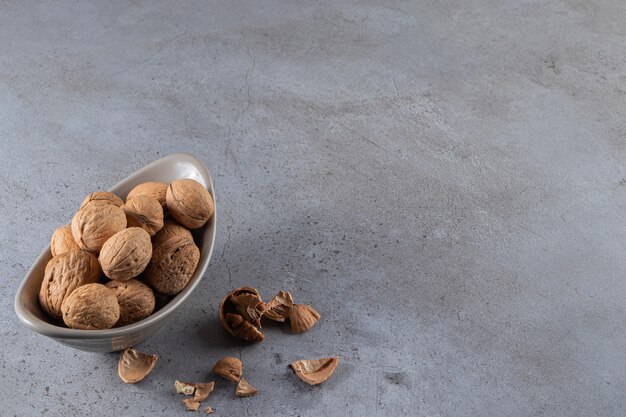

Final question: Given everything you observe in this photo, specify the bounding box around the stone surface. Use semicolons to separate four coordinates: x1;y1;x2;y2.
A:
2;0;626;416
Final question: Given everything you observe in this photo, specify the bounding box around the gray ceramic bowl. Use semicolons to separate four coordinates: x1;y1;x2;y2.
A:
14;153;216;352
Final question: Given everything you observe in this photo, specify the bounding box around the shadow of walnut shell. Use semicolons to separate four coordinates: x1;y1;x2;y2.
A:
145;236;200;295
99;228;152;281
39;250;101;319
71;202;127;253
106;279;155;326
166;179;214;229
61;283;120;330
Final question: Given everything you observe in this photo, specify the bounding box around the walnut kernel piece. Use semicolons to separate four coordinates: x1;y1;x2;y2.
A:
118;347;158;384
152;220;193;248
290;357;339;385
61;283;120;329
290;304;321;333
175;380;197;395
79;191;123;209
212;357;243;382
218;287;265;342
264;290;293;322
126;182;168;209
106;279;155;326
235;378;258;397
123;196;164;237
145;236;200;295
99;228;152;281
71;202;127;253
39;250;101;319
50;224;80;257
166;179;214;229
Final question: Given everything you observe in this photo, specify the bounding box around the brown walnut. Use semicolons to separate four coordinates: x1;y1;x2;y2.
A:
71;202;127;253
99;227;152;281
152;220;193;248
61;283;120;329
126;182;168;209
166;179;214;229
79;191;123;209
106;279;155;326
50;224;80;257
39;250;101;319
122;196;164;237
145;236;200;295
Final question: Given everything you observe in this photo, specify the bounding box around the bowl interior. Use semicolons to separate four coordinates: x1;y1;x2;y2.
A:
14;153;216;346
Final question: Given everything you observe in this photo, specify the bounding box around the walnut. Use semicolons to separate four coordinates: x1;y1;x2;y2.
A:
99;227;152;281
118;347;158;383
218;287;265;342
152;220;193;249
145;236;200;295
106;279;155;326
264;290;293;322
235;378;258;397
290;357;339;385
126;182;168;209
39;250;101;319
71;202;127;253
289;304;320;333
60;283;120;329
166;179;214;229
212;357;243;382
122;196;164;237
50;224;80;257
79;191;123;209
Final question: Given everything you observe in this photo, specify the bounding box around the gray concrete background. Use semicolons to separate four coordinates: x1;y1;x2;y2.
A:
1;0;626;416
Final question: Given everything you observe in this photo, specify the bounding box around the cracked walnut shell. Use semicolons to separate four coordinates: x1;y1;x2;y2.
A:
264;290;294;322
79;191;123;209
106;279;155;326
61;283;120;329
166;179;214;229
126;182;168;209
145;236;200;295
290;357;339;385
212;357;243;382
71;202;127;253
118;347;158;384
123;196;164;237
290;304;321;333
39;250;101;319
218;287;265;343
99;227;152;281
152;220;192;249
50;224;80;257
235;378;258;397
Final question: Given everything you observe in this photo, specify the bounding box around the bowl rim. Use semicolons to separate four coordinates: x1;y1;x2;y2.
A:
13;153;217;340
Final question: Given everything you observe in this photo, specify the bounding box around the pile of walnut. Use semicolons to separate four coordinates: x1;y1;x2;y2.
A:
39;179;214;329
219;287;320;342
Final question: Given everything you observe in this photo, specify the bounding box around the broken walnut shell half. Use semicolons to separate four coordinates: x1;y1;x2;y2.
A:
289;304;321;333
212;356;243;382
218;287;265;342
264;290;294;322
290;357;339;385
118;347;158;384
235;378;258;397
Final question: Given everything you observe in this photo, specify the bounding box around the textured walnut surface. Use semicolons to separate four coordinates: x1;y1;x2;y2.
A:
71;202;127;253
166;179;214;229
126;182;168;208
106;279;155;326
99;227;152;281
123;195;164;236
50;224;80;257
145;235;200;295
61;283;120;329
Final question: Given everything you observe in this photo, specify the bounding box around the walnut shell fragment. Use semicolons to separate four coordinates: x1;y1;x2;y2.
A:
71;202;127;253
39;250;101;319
145;236;200;295
152;220;193;249
205;406;214;414
289;304;321;333
212;357;243;382
61;283;120;329
118;347;158;384
218;287;265;343
79;191;123;209
235;378;258;397
50;224;80;257
166;179;214;229
290;357;339;385
175;381;214;411
99;228;152;281
183;399;200;411
123;196;164;237
126;182;168;209
106;279;155;326
264;290;294;322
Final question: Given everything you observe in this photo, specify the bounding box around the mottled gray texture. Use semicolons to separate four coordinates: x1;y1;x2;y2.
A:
1;0;626;416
